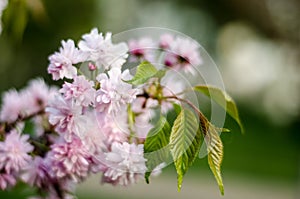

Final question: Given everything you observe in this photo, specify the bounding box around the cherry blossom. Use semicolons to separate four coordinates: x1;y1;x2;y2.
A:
20;156;52;187
0;29;225;198
48;39;88;80
164;36;202;75
101;142;147;186
159;34;174;49
0;89;23;123
128;37;156;62
0;79;57;123
95;68;140;113
60;75;96;107
97;108;130;147
22;78;58;115
78;28;128;70
46;96;87;141
0;130;33;174
50;136;92;182
0;172;16;190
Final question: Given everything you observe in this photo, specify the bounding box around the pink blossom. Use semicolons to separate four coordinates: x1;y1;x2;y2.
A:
0;79;57;123
80;110;105;153
21;156;52;187
28;177;76;199
134;112;154;141
0;29;209;195
0;89;23;123
130;98;155;141
32;115;46;137
131;97;158;113
50;136;92;182
0;130;34;174
48;40;87;80
128;37;156;62
78;28;128;70
28;194;74;199
46;96;87;141
60;76;96;107
22;78;58;115
101;142;147;186
96;68;140;113
0;172;16;190
159;34;174;49
88;62;97;71
25;164;76;199
164;36;202;75
97;109;130;147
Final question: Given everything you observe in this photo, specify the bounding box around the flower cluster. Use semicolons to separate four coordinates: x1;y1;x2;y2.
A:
129;33;202;74
0;28;206;198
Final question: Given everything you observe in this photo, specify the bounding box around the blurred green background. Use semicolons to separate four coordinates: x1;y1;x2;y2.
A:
0;0;299;198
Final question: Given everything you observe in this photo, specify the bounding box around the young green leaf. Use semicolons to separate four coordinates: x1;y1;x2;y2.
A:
124;61;158;85
194;85;244;133
173;103;182;115
166;103;182;127
23;120;36;137
206;125;224;195
170;109;203;192
197;111;224;195
144;116;171;183
153;69;166;79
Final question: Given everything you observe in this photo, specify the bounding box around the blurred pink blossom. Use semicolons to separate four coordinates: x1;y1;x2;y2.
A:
0;130;33;174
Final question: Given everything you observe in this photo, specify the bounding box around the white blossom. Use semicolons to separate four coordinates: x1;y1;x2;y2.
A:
78;28;128;70
48;40;88;80
101;142;147;186
95;68;140;113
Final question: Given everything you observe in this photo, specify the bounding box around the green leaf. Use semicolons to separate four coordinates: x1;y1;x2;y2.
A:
154;69;166;79
127;104;136;141
144;116;171;183
124;61;165;85
194;85;244;133
173;103;182;115
170;109;203;192
0;182;36;199
206;125;224;195
23;120;35;137
197;109;225;195
124;61;157;85
166;103;182;127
